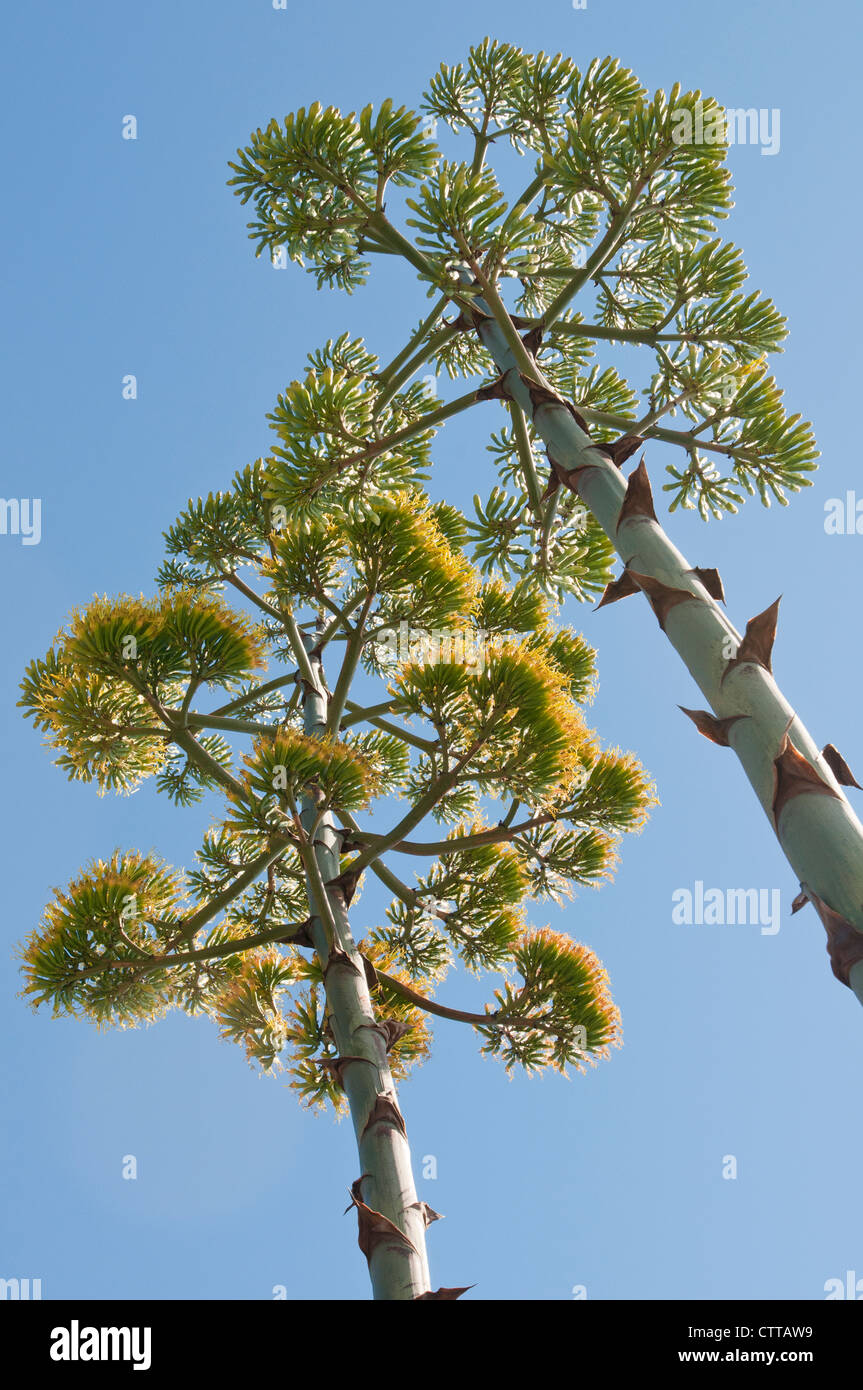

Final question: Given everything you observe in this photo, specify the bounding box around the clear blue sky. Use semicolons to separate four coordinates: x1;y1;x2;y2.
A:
3;0;862;1301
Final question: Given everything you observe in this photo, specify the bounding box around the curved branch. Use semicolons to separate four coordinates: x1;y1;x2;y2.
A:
367;959;565;1038
69;918;310;982
345;812;554;858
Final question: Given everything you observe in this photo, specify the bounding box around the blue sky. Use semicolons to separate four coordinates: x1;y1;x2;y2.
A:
3;0;863;1301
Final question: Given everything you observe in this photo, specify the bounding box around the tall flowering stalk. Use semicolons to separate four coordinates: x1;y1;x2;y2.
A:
19;385;652;1296
227;40;863;1004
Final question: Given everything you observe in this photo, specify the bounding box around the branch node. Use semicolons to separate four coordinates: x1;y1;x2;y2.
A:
588;432;644;469
772;731;841;825
328;866;362;905
275;917;315;949
362;1091;408;1141
595;567;641;610
319;1054;376;1091
721;597;781;681
323;945;362;979
520;324;544;356
359;1018;414;1052
346;1178;420;1264
807;892;863;987
628;570;701;633
410;1200;444;1227
475;373;513;403
616;457;657;530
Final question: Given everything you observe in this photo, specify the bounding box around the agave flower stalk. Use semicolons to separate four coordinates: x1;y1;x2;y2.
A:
19;463;653;1298
466;291;863;1004
299;636;432;1300
225;40;863;1004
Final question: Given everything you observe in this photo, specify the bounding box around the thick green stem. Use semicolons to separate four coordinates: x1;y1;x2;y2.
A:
469;300;863;1008
300;636;432;1299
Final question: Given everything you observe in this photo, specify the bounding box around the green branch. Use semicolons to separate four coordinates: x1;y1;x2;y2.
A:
339;700;400;729
345;811;553;859
368;958;569;1039
373;324;461;413
343;736;489;876
510;400;544;515
541;182;648;328
164;720;248;801
167;840;293;949
327;584;377;736
71;918;308;982
376;294;450;389
186;712;277;736
314;387;484;491
210;672;299;717
342;699;438;754
573;405;755;461
225;571;282;622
